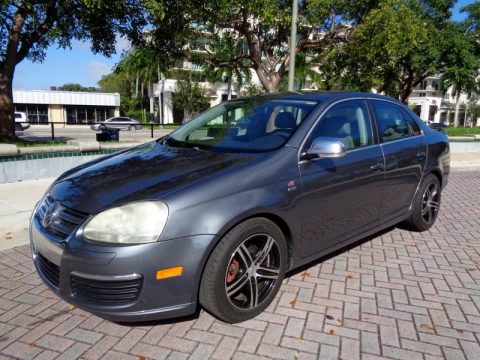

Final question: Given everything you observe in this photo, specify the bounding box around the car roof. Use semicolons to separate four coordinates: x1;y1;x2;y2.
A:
236;91;402;105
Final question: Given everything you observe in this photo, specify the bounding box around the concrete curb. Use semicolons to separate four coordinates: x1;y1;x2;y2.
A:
0;141;143;156
0;144;19;156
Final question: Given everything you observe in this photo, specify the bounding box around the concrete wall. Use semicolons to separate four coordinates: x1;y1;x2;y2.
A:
49;105;64;123
0;154;102;183
449;141;480;153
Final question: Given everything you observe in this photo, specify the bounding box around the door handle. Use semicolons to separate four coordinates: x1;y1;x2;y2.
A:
417;152;426;159
370;163;384;171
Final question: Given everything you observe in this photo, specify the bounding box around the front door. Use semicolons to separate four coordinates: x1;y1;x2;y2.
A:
299;99;384;257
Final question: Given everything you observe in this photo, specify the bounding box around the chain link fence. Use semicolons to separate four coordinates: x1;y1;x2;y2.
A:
14;122;177;143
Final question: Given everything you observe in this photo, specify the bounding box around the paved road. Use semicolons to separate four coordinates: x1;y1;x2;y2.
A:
0;170;479;359
16;125;172;143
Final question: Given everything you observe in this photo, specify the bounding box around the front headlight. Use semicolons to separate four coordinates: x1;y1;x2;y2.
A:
82;201;168;244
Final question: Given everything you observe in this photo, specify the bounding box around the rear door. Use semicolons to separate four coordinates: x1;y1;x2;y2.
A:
298;99;384;257
110;117;125;130
369;100;427;222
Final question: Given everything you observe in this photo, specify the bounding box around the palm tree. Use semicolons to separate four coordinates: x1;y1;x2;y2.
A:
440;30;479;127
117;47;173;120
203;32;251;100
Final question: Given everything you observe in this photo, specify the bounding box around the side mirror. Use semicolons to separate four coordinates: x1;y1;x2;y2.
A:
305;137;347;159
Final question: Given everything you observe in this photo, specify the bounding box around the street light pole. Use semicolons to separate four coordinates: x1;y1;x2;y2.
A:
288;0;298;91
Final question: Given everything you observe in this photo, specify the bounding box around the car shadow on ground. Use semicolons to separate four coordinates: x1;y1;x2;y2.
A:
286;226;395;278
114;226;396;328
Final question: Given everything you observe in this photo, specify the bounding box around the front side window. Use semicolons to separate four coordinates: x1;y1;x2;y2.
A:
372;101;410;143
165;98;318;153
308;100;373;150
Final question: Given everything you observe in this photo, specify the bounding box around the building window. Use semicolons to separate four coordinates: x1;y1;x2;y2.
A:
14;104;49;124
65;106;114;124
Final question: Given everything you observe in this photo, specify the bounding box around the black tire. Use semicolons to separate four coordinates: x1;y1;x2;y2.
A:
99;125;107;131
199;218;288;323
402;174;441;232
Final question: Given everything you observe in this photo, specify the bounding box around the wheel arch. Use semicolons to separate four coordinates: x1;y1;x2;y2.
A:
216;212;294;268
427;168;443;187
196;211;295;303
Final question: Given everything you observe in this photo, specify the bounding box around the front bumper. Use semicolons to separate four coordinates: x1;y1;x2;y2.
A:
30;215;216;322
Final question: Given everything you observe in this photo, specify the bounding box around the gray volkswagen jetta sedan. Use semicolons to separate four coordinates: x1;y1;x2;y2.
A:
30;92;449;323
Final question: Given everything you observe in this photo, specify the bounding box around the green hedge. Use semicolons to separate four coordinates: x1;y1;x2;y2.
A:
446;126;480;136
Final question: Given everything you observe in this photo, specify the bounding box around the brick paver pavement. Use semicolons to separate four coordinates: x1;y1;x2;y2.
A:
1;170;479;360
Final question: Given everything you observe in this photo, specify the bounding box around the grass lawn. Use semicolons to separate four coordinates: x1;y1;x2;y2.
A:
11;139;68;147
446;127;480;136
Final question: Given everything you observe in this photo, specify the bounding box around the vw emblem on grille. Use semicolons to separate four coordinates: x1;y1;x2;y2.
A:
42;200;61;228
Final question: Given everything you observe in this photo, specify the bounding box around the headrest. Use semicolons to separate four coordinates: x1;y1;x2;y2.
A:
275;112;296;129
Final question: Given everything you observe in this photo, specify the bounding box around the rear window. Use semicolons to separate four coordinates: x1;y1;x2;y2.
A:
15;113;21;119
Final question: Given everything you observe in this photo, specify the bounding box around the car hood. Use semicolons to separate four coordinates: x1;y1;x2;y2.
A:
50;141;256;214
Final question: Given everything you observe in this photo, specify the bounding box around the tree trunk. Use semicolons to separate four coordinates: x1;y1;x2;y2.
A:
134;76;139;98
227;70;232;100
0;70;15;141
149;81;154;115
454;90;461;128
464;99;469;127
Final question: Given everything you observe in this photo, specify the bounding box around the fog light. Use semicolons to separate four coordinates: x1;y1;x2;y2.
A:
156;266;183;280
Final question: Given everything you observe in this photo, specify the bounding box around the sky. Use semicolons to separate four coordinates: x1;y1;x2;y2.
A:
12;0;477;90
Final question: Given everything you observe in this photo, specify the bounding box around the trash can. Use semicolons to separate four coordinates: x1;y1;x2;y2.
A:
96;129;120;142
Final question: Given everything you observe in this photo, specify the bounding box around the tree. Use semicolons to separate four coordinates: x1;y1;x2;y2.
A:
171;80;210;120
311;0;469;103
203;32;251;100
463;1;480;40
330;0;452;103
240;82;264;97
0;0;152;141
150;0;364;94
61;83;96;92
466;94;480;127
440;25;479;127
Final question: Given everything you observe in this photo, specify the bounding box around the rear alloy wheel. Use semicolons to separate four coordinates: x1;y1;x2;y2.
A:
129;125;136;131
200;218;287;323
402;174;441;232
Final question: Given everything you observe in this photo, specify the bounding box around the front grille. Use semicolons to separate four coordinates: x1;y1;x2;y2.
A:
36;253;60;288
71;275;143;306
36;195;88;240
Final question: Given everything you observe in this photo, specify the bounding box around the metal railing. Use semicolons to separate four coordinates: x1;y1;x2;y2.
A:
14;122;178;143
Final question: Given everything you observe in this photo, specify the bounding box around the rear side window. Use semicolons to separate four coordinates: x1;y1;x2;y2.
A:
400;108;422;136
371;101;409;143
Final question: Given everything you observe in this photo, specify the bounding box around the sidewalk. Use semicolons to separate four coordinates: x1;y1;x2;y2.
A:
0;178;53;251
0;153;479;252
450;152;480;169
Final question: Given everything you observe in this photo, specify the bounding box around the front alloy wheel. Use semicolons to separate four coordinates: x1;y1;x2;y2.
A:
225;234;281;310
200;218;287;323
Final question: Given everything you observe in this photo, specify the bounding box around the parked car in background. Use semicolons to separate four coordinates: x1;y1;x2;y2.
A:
428;122;448;133
31;92;450;324
90;117;142;131
14;111;30;131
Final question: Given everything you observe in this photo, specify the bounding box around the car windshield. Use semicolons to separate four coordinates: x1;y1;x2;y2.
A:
164;98;318;152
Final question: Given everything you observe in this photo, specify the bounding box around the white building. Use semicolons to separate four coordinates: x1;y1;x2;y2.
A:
153;77;239;124
407;76;478;126
13;89;120;124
